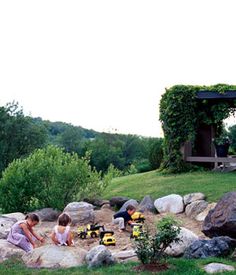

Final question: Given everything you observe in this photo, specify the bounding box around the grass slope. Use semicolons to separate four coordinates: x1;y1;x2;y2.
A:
103;170;236;202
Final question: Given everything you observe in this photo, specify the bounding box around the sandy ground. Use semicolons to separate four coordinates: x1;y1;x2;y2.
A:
35;207;206;252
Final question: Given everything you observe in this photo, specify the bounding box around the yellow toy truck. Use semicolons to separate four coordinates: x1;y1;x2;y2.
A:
78;223;105;239
130;223;144;239
99;231;116;246
131;212;145;223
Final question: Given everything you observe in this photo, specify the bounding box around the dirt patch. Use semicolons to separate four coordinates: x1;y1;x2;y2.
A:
133;263;169;273
35;208;207;251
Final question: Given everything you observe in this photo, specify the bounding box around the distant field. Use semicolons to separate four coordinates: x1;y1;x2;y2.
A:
103;170;236;202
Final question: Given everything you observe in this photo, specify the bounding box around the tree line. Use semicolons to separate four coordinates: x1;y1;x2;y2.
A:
0;102;163;176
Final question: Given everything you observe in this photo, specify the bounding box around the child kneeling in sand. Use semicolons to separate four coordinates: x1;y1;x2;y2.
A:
51;213;74;246
112;205;136;232
7;213;44;252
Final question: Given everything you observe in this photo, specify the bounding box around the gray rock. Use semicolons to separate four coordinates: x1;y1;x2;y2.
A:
154;194;184;214
0;239;25;262
0;216;17;239
118;199;139;213
183;193;206;205
31;208;61;222
63;202;95;225
165;227;199;257
83;198;110;208
22;245;87;268
110;197;130;208
184;236;236;259
202;192;236;238
101;204;112;210
2;212;25;221
204;263;235;274
185;200;208;219
195;203;217;222
138;195;156;213
86;245;116;268
112;250;137;262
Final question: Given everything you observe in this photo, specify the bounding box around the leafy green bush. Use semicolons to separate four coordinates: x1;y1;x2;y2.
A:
134;159;151;173
124;164;138;175
0;146;110;212
135;216;180;265
149;139;163;169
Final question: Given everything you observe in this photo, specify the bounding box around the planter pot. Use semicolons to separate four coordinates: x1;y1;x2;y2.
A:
214;144;229;157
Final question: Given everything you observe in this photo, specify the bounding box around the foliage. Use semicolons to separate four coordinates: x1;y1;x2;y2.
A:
0;146;109;212
77;160;114;201
34;116;162;174
106;164;123;178
228;125;236;152
124;164;138;175
213;128;230;146
160;84;236;172
0;102;47;174
135;216;180;264
0;102;161;177
148;138;163;169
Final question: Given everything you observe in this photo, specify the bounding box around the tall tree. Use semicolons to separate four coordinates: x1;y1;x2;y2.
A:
0;102;47;173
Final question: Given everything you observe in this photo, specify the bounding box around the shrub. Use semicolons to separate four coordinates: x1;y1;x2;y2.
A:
0;145;110;212
134;216;180;265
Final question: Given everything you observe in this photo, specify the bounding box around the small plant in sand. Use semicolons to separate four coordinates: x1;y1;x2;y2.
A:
134;216;180;271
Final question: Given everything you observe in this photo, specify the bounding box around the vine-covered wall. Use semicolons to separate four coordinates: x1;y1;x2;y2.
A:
159;84;236;173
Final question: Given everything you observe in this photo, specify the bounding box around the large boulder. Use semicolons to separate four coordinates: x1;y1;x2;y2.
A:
63;202;95;225
195;203;217;222
22;245;87;268
32;208;61;222
0;216;17;239
138;195;156;213
184;236;236;259
86;245;115;268
202;192;236;238
183;193;206;205
203;263;235;274
154;194;184;214
165;227;199;257
118;199;139;213
110;197;130;208
185;200;208;219
2;212;25;221
0;239;25;262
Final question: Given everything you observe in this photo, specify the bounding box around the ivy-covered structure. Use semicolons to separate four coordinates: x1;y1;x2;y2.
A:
159;84;236;173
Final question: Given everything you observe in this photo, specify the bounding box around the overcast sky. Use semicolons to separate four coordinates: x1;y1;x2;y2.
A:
1;1;236;137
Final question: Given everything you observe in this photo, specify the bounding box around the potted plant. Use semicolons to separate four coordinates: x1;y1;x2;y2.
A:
213;133;230;157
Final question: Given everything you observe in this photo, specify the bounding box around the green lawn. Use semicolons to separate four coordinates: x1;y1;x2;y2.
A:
103;170;236;202
1;258;236;275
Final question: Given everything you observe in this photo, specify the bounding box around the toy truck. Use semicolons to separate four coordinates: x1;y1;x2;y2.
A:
131;212;145;223
78;223;105;239
130;223;144;239
99;231;116;246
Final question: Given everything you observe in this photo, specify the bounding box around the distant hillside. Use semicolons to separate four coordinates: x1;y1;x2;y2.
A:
31;117;163;173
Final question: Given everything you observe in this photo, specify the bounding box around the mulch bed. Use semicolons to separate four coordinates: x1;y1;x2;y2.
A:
133;262;169;273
